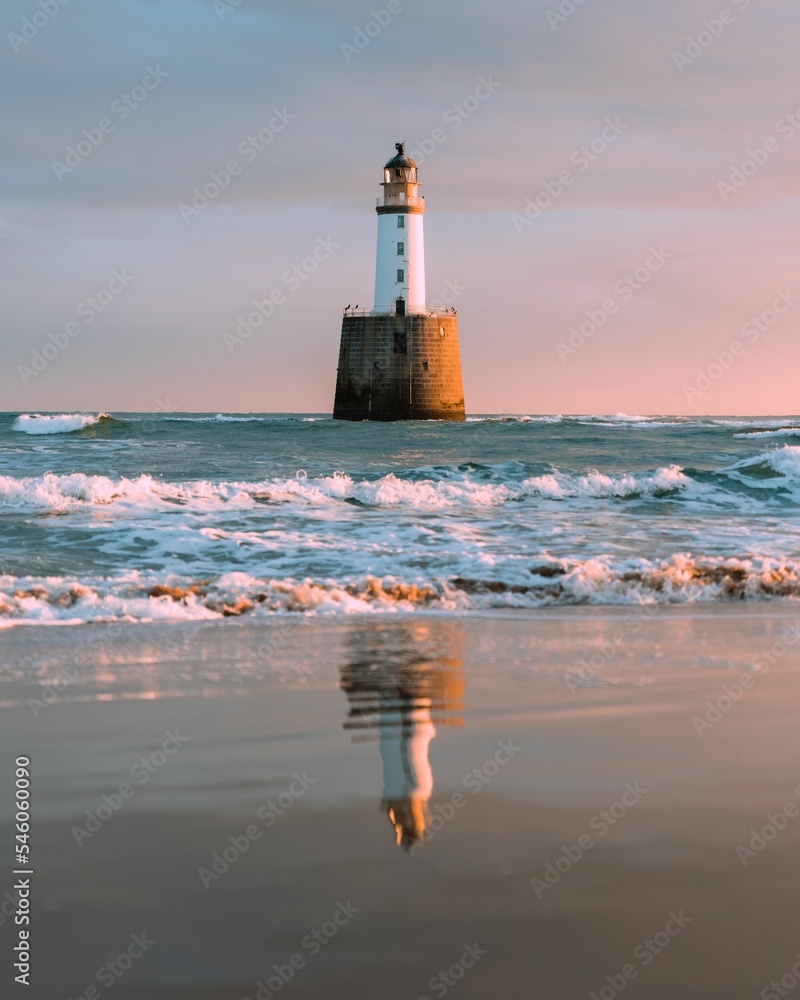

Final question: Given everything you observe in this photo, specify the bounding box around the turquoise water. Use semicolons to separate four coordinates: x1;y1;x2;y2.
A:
2;411;800;623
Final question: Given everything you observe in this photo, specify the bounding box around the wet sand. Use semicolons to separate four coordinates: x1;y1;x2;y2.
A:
2;607;800;998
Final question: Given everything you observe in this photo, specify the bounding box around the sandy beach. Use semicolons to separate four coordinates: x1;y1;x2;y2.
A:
2;606;800;998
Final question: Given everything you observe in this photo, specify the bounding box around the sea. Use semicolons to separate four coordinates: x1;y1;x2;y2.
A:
2;410;800;626
5;412;800;999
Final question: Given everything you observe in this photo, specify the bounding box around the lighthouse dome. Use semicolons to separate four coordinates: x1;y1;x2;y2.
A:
384;142;416;169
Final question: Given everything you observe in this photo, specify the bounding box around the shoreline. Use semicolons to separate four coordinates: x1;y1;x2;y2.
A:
2;598;800;646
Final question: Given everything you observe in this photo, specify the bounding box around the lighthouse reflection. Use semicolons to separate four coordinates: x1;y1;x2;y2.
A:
339;621;465;850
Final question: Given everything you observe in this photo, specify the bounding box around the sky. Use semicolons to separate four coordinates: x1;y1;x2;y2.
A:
2;0;799;415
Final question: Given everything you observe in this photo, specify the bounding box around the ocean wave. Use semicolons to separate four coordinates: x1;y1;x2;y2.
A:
571;415;690;429
12;413;113;435
607;413;652;422
465;415;562;424
522;465;688;499
0;463;693;512
0;472;174;509
2;555;800;625
727;446;800;486
733;428;800;440
161;414;304;424
708;418;800;429
764;446;800;481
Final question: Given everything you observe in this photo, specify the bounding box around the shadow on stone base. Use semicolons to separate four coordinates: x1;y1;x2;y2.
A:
333;313;465;422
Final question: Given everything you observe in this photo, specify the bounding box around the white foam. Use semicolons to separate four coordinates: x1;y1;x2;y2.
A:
465;415;562;424
0;464;698;513
13;413;107;435
710;418;798;429
521;465;689;499
161;414;292;423
0;472;188;509
573;414;667;429
2;551;799;626
734;428;800;440
727;446;800;486
764;446;800;481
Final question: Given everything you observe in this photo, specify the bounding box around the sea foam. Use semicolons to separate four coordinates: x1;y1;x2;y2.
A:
2;553;800;626
13;413;110;435
0;464;694;512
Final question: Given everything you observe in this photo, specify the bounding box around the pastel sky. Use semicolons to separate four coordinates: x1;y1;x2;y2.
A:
2;0;799;414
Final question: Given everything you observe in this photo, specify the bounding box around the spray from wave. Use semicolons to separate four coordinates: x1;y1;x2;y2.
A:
2;553;800;626
0;463;693;512
164;414;263;423
733;427;800;441
12;413;114;435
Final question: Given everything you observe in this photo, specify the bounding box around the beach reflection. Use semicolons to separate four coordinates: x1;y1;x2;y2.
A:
339;620;465;849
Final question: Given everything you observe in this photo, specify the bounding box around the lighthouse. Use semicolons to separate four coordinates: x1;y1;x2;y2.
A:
333;143;466;421
373;141;426;313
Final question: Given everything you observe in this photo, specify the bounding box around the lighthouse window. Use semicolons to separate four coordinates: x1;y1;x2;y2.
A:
397;216;404;228
397;242;404;255
397;269;404;282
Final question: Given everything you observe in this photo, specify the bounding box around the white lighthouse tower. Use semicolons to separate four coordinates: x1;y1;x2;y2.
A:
374;143;426;314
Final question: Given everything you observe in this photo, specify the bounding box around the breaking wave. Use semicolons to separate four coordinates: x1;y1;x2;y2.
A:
4;416;800;626
734;427;800;441
3;554;800;626
162;414;288;424
726;445;800;487
13;442;800;514
5;447;800;514
13;413;114;435
0;463;693;512
522;465;687;499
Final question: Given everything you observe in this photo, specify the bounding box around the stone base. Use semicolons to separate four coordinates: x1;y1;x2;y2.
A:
333;313;466;421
